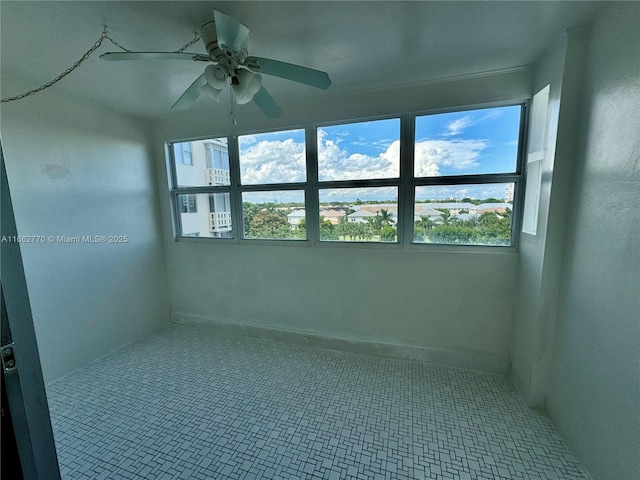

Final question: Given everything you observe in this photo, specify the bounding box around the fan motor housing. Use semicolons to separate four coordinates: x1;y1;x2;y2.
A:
201;22;224;60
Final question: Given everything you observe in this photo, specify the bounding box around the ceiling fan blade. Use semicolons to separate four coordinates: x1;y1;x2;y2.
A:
246;56;331;90
171;74;208;110
252;86;283;119
213;9;250;55
100;52;211;62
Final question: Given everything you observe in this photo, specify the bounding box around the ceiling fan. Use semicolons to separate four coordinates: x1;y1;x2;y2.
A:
100;9;332;119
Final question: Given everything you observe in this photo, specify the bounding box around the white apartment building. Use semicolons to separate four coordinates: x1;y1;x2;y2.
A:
174;138;232;238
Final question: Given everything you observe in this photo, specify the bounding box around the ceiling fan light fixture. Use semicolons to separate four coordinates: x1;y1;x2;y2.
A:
232;81;253;105
204;64;227;90
237;69;262;96
201;83;224;102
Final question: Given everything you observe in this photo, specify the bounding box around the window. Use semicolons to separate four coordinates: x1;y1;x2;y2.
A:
318;118;400;181
179;194;197;213
168;103;524;247
522;85;549;235
413;184;515;245
242;190;306;240
317;118;401;243
412;105;522;246
170;137;233;238
318;187;399;242
238;129;307;241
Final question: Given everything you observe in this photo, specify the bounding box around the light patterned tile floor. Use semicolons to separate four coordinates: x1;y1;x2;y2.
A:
46;325;589;480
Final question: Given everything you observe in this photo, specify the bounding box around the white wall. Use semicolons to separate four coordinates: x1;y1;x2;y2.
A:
1;83;171;382
510;27;589;407
153;68;532;373
545;3;640;479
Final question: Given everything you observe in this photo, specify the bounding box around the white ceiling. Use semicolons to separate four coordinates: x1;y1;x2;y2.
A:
1;1;606;121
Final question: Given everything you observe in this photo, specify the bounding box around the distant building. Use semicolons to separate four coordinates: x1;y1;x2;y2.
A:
319;209;346;225
175;139;232;238
287;209;306;229
505;183;515;203
414;205;443;222
419;202;476;215
475;203;513;214
347;209;377;223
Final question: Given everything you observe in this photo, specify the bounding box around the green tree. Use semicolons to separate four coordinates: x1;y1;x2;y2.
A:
476;212;511;244
245;210;291;239
295;217;307;239
243;202;261;233
438;209;452;225
380;225;397;242
429;224;478;244
414;215;435;241
378;209;395;227
319;217;338;240
365;216;380;235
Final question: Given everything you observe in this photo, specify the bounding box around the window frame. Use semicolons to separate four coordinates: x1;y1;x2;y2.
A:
167;100;527;250
314;115;403;245
235;127;309;243
168;136;237;241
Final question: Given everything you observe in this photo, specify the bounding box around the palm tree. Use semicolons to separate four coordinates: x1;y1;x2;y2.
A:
438;209;451;225
378;209;395;227
415;215;435;234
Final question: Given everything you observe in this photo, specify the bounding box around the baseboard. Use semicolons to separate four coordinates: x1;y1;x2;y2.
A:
171;312;510;375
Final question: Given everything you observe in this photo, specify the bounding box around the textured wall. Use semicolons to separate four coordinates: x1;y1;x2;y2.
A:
1;86;171;382
546;3;640;479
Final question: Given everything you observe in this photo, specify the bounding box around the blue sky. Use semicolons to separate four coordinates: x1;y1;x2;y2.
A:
237;106;521;203
414;105;520;176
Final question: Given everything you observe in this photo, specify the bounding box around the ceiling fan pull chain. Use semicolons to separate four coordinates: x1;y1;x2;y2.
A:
1;26;110;103
229;83;237;125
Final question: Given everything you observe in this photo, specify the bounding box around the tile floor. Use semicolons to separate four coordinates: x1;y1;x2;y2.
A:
46;325;589;480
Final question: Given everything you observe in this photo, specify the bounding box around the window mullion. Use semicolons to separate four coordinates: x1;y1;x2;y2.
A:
172;191;183;240
228;135;242;242
399;113;415;247
305;126;320;245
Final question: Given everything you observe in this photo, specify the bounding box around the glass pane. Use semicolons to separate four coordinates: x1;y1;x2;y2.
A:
414;105;521;177
239;130;306;185
318;187;398;242
318;118;400;181
173;138;230;187
242;190;306;240
178;193;232;239
413;184;514;246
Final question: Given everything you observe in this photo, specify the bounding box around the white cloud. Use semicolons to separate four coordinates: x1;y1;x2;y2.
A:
237;131;490;201
318;132;399;181
414;139;488;177
441;110;503;137
238;134;257;146
443;115;473;136
239;138;306;184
